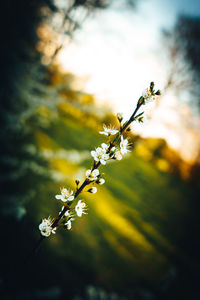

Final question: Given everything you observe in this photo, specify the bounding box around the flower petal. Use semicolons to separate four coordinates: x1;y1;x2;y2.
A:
61;196;67;202
91;150;96;157
101;143;108;149
86;169;91;177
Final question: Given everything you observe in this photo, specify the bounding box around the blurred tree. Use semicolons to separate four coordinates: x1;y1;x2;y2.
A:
156;15;200;183
37;0;138;64
163;15;200;110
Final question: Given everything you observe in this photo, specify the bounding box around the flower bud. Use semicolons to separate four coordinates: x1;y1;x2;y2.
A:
138;117;143;123
97;178;105;185
155;90;161;96
150;81;154;92
117;112;123;123
75;179;80;186
88;187;97;194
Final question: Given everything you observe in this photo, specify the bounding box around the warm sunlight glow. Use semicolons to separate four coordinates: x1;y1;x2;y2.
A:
57;2;200;162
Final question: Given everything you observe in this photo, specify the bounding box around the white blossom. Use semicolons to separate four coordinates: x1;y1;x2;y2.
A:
115;151;123;160
75;200;87;217
55;188;74;202
120;136;131;155
39;217;55;237
91;143;109;165
142;88;155;103
65;218;74;230
99;124;118;136
86;169;99;181
98;178;105;185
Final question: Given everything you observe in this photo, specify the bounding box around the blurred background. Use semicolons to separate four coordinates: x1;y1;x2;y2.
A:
0;0;200;299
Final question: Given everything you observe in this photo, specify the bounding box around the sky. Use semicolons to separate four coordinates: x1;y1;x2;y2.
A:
57;0;200;161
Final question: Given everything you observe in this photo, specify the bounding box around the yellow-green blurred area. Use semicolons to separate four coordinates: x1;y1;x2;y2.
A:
1;1;200;300
19;74;199;297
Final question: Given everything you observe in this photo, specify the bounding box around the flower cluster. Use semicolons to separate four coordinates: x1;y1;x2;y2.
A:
142;87;155;103
39;217;56;237
86;169;99;181
86;169;105;186
38;82;160;238
142;82;161;104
